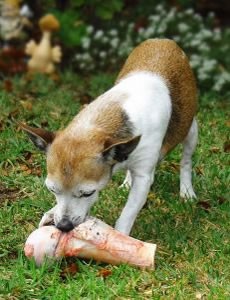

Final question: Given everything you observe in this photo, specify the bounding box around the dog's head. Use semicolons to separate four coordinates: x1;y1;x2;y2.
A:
20;123;140;231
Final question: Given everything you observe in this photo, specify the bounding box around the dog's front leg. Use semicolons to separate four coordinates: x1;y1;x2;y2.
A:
39;205;57;227
115;172;153;235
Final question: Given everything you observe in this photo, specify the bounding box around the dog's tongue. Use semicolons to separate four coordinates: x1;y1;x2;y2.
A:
24;226;62;265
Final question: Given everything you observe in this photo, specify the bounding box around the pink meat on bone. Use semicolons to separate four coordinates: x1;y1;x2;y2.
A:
24;217;157;268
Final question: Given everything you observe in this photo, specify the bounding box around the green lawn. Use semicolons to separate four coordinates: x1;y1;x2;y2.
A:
0;73;229;299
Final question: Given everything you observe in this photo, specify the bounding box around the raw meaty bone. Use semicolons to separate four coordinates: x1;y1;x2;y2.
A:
25;217;157;269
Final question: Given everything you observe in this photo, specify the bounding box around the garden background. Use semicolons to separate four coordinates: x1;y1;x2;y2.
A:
0;0;229;299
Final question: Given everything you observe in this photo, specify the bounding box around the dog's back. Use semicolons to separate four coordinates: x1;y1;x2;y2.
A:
116;39;198;156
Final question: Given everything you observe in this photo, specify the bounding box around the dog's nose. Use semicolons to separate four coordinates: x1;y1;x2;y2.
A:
56;218;74;232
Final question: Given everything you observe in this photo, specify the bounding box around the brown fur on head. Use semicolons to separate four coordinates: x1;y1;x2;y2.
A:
39;14;60;32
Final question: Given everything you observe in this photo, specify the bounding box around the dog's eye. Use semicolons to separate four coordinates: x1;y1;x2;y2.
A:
80;190;96;198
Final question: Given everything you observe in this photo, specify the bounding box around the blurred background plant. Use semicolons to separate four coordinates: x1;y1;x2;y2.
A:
0;0;230;97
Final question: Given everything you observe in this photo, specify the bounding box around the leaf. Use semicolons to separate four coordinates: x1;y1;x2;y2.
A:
3;79;13;92
20;100;33;111
209;147;220;154
0;120;5;131
19;164;32;175
225;120;230;127
223;141;230;153
195;166;205;176
97;268;112;278
0;184;22;204
217;196;227;205
60;263;78;279
197;200;211;212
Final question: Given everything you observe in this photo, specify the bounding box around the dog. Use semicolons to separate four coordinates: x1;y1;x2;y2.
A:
21;39;198;235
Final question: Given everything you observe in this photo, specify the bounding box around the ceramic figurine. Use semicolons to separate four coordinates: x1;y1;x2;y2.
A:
0;0;31;43
25;14;62;75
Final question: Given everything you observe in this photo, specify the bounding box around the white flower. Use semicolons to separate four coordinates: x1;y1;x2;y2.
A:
173;36;181;43
86;25;94;34
198;43;210;52
110;37;119;48
81;53;91;62
202;59;217;72
190;54;202;68
99;51;107;58
200;29;213;39
213;28;221;41
155;4;164;12
81;37;90;49
109;29;118;36
148;15;160;23
208;12;215;19
75;53;81;60
178;23;189;33
194;13;202;21
102;36;109;44
213;72;230;91
79;62;86;69
142;26;155;39
165;8;176;22
138;28;145;35
189;39;201;47
128;23;134;31
185;8;194;15
156;22;167;34
198;71;209;81
94;30;104;40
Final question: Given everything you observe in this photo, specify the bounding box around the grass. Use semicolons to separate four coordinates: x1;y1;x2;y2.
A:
0;72;229;299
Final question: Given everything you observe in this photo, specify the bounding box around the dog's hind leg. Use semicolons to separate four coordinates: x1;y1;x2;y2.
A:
180;118;198;199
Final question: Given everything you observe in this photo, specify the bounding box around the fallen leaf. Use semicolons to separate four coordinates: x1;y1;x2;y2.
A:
22;151;33;161
60;263;78;279
209;147;220;154
79;94;91;105
20;100;33;111
49;111;60;119
195;166;205;176
0;120;5;131
225;120;230;127
197;200;211;211
217;196;227;205
0;184;22;204
3;79;13;92
223;141;230;153
97;268;112;278
40;120;49;127
19;164;32;175
195;291;203;299
8;109;19;120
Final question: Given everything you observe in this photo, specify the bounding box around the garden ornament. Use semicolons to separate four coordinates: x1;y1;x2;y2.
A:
0;0;31;42
25;14;62;75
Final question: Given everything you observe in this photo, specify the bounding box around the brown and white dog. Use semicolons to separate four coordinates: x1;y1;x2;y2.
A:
21;39;198;235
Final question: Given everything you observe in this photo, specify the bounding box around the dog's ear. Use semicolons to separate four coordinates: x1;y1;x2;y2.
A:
102;135;141;163
19;122;55;152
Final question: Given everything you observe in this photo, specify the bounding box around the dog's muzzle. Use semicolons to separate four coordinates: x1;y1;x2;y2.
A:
56;218;74;232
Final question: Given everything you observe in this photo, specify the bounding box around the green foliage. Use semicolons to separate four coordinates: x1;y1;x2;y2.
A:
73;4;230;97
93;0;124;20
53;9;86;47
49;0;123;47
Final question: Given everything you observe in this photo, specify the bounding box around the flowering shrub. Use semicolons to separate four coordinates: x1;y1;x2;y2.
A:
74;4;230;95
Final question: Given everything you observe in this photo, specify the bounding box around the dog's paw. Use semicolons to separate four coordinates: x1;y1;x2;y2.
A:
180;185;197;200
39;210;55;227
